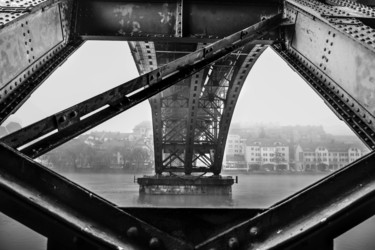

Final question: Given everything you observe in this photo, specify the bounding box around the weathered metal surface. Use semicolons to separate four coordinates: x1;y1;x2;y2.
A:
212;44;267;174
138;175;234;195
196;150;375;250
123;208;265;246
184;61;206;174
0;4;62;91
150;93;164;174
281;0;375;149
76;0;281;42
0;39;83;124
0;0;79;123
0;142;192;250
1;14;283;158
285;0;375;122
273;43;375;149
183;0;280;39
77;0;179;38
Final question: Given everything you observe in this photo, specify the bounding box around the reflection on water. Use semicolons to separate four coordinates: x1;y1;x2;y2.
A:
138;193;234;207
0;172;374;250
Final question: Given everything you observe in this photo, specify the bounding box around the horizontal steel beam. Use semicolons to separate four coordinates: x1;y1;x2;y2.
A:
196;150;375;250
76;0;281;42
1;13;283;158
0;142;191;250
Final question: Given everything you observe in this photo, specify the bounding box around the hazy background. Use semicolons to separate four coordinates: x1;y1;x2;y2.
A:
5;41;353;135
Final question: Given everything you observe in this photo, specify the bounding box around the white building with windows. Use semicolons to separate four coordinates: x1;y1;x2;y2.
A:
245;139;290;171
295;142;365;171
225;134;246;156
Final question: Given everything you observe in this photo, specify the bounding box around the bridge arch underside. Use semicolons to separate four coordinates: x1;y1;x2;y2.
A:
130;41;267;175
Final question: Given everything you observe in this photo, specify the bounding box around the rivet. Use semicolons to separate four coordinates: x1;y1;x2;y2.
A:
228;237;239;249
126;227;138;238
70;111;78;118
58;116;66;123
149;237;160;249
249;227;259;236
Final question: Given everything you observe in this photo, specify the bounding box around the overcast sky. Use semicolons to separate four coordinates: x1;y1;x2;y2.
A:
7;41;354;135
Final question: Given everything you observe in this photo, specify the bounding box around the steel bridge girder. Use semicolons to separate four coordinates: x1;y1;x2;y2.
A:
0;0;79;123
76;0;281;42
282;0;375;149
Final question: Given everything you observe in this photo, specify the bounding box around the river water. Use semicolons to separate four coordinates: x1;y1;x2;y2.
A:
0;172;374;250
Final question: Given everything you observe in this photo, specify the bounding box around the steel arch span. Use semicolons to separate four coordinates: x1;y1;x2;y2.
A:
1;0;375;249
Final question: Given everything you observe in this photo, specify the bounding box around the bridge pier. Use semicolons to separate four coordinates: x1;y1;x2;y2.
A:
137;175;234;195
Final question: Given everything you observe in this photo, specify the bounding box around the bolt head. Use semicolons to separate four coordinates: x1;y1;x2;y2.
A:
58;116;66;123
249;227;259;236
126;226;138;238
149;237;160;249
228;237;239;249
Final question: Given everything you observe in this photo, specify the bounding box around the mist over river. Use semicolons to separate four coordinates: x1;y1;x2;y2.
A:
1;173;374;250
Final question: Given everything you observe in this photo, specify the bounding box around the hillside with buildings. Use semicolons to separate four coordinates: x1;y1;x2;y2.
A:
25;121;370;173
37;121;154;172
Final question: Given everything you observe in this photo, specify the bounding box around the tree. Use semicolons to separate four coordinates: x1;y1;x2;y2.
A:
130;147;149;169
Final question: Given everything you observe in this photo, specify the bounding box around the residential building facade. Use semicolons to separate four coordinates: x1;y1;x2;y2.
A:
295;142;364;171
245;139;290;171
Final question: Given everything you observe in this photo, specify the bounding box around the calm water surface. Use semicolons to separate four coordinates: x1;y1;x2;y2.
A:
0;173;374;250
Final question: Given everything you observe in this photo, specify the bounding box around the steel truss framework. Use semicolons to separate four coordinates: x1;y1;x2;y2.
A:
1;0;375;249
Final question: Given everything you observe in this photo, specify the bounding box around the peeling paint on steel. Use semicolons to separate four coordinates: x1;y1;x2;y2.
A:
0;4;63;90
77;1;178;37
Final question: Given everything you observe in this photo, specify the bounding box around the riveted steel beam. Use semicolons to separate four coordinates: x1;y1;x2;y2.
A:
184;66;206;174
284;0;375;132
0;0;80;123
76;0;281;43
196;150;375;250
273;43;375;149
0;142;192;250
150;94;164;174
1;14;283;159
212;44;268;174
280;0;375;149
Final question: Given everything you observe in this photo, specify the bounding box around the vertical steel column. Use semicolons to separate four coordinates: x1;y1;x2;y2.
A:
151;93;164;174
184;68;206;174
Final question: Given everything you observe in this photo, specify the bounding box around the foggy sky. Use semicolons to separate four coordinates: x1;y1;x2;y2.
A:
7;41;354;135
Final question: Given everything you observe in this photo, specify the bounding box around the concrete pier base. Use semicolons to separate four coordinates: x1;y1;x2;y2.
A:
137;175;234;195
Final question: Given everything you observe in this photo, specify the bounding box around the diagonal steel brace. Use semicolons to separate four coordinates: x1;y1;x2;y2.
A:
1;14;283;159
0;141;192;250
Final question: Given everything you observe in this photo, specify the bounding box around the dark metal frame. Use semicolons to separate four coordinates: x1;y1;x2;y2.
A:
2;0;375;249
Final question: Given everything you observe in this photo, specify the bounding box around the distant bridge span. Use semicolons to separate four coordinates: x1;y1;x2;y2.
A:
1;0;375;249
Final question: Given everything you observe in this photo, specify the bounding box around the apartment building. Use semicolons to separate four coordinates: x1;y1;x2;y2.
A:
245;138;290;171
295;142;365;171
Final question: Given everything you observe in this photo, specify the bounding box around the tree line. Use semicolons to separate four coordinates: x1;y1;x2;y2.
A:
42;137;152;172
